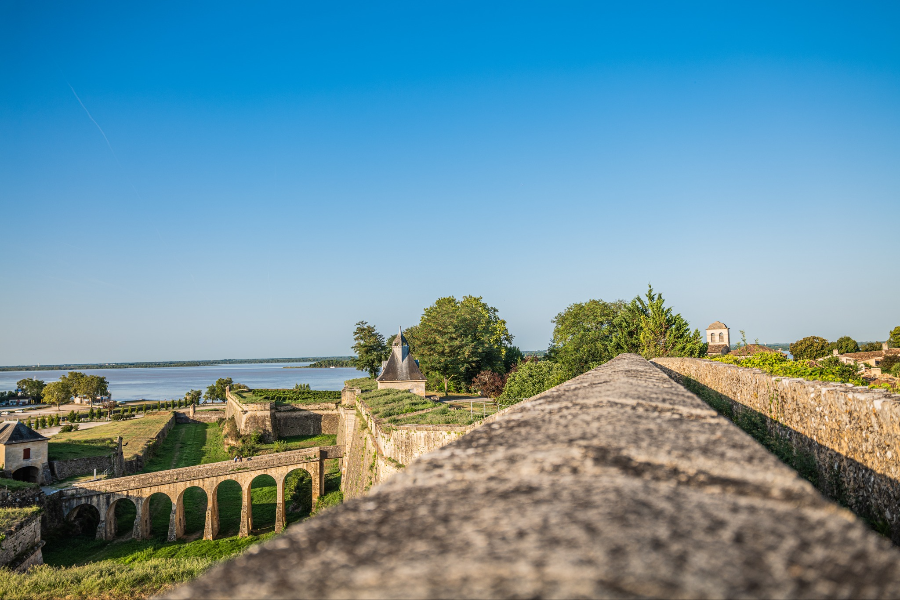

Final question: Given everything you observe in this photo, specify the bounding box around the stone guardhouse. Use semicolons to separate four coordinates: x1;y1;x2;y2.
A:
706;321;731;356
376;328;427;397
0;421;50;484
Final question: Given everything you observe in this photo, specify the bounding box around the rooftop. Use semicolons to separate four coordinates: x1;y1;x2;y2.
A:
0;421;47;445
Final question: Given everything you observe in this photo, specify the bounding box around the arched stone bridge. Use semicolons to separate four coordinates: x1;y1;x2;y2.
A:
59;446;342;542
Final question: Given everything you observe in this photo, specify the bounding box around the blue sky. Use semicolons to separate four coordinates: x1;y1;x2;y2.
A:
1;2;898;365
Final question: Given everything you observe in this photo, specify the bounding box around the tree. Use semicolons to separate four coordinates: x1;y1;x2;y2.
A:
828;336;859;355
351;321;388;378
74;375;109;405
790;336;830;360
548;299;625;379
204;378;234;403
610;285;705;359
185;389;202;404
16;378;45;402
499;361;566;400
42;380;72;411
890;326;900;348
472;371;506;399
860;341;883;352
412;296;514;394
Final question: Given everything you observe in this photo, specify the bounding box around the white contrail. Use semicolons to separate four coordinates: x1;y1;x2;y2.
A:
67;82;117;160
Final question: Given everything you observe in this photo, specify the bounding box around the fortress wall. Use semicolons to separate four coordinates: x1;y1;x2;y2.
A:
274;411;340;437
50;455;115;481
168;354;900;599
654;356;900;543
0;511;43;571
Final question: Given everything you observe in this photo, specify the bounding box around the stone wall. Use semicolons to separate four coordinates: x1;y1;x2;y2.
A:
340;392;484;499
0;511;43;571
653;356;900;544
50;454;116;481
174;409;224;424
0;484;43;509
274;410;340;437
167;354;900;600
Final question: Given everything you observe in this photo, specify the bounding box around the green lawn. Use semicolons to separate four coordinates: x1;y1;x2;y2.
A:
256;433;336;454
0;506;41;533
344;376;377;392
0;478;39;491
48;413;175;461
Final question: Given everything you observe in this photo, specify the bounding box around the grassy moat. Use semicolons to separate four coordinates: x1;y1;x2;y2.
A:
0;421;342;600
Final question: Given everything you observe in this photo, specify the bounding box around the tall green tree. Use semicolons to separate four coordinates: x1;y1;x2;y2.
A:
204;377;234;403
16;378;45;402
42;380;72;411
74;375;109;404
610;285;706;359
827;336;859;355
548;299;625;379
185;389;202;404
412;296;514;394
351;321;388;378
790;336;830;360
890;326;900;348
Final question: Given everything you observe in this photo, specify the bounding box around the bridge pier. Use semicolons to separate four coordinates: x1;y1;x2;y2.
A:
275;478;285;533
168;498;184;542
204;486;219;540
239;482;252;537
133;496;150;540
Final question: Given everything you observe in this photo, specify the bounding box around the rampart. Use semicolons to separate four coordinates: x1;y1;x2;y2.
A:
225;390;340;441
168;354;900;599
0;510;43;572
653;356;900;543
339;389;479;499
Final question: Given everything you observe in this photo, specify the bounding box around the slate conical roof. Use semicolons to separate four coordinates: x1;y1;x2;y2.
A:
377;327;426;382
0;421;48;444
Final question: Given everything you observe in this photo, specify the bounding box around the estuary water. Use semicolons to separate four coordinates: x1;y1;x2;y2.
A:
0;362;367;402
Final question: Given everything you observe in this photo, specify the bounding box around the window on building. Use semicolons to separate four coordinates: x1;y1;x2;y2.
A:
718;333;724;343
23;448;30;460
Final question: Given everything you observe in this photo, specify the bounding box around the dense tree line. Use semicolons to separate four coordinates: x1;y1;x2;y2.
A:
353;286;705;400
789;326;899;360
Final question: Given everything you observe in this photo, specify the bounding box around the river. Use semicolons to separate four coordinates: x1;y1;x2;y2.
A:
0;362;367;403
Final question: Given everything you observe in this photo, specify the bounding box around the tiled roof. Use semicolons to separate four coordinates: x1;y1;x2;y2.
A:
377;327;427;382
841;351;886;361
707;344;730;355
707;321;727;330
0;421;47;445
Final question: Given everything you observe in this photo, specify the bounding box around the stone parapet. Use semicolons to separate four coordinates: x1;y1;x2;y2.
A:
168;354;900;599
0;510;43;571
653;356;900;543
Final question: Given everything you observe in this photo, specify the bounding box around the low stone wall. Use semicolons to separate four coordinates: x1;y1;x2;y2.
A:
274;410;340;437
167;354;900;599
0;511;43;571
50;455;116;481
653;356;900;544
0;485;43;509
226;395;274;441
174;409;224;424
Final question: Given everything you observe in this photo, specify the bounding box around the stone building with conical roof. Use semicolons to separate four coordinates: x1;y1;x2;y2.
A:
376;328;427;396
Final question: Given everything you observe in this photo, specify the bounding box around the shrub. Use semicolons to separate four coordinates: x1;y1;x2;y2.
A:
712;352;867;386
472;371;506;398
499;361;567;401
880;355;900;373
272;440;288;453
790;336;830;360
59;423;79;433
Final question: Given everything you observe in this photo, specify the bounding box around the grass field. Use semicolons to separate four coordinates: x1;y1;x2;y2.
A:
0;478;39;491
31;420;343;599
48;413;174;461
0;506;41;533
256;433;336;454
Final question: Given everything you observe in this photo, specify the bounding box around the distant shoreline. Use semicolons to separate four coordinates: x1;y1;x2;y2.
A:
0;356;356;372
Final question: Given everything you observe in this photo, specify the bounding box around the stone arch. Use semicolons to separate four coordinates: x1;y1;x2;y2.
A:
66;502;101;537
146;491;174;540
249;474;278;533
107;496;138;539
282;467;314;522
175;485;209;539
12;466;39;483
213;479;243;538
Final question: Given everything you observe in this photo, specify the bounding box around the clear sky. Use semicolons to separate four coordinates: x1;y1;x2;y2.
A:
1;1;898;365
